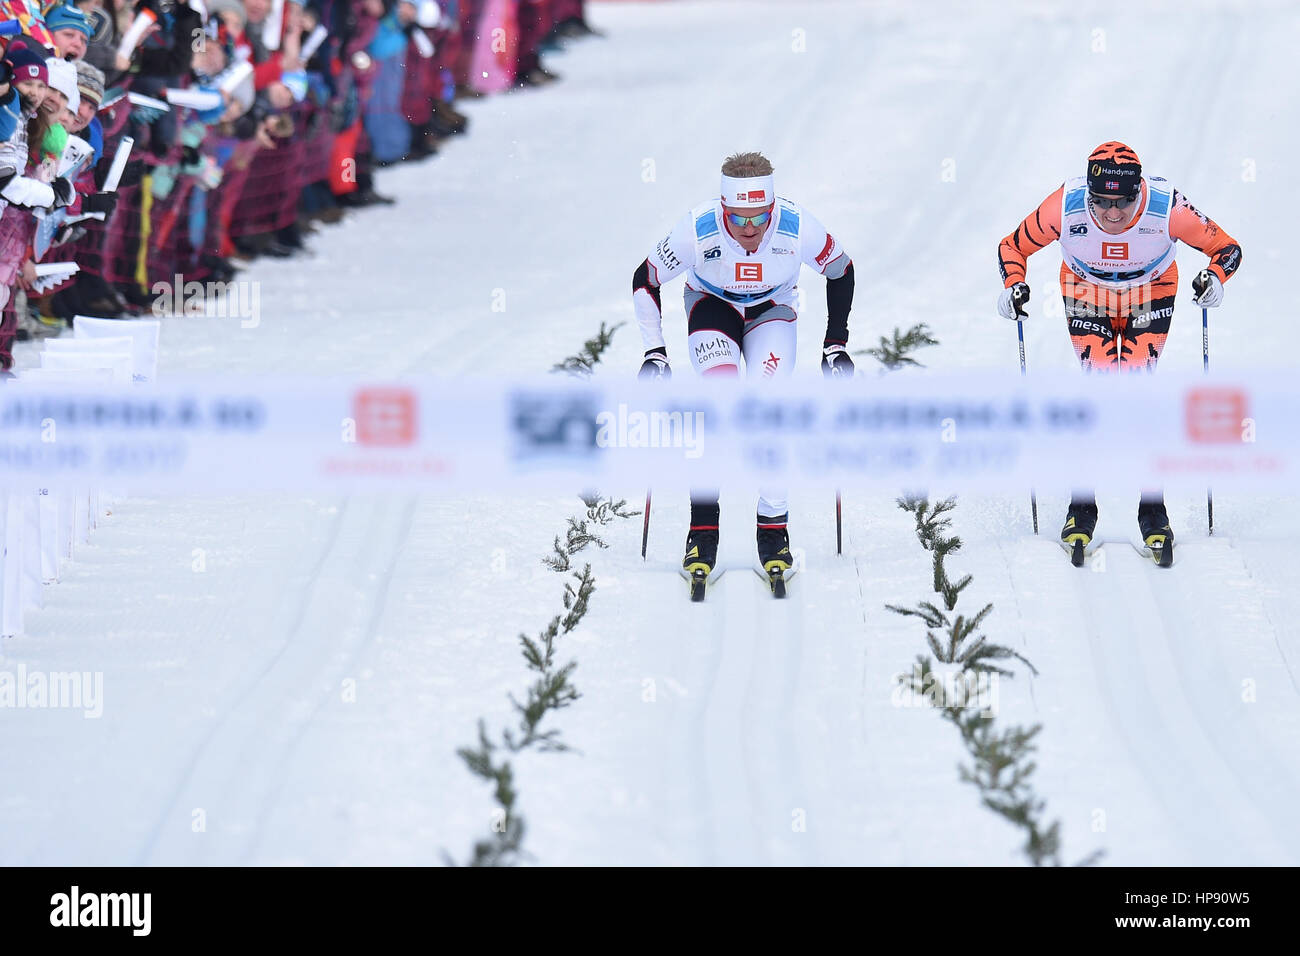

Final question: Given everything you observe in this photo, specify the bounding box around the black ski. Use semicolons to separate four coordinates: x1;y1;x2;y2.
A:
1142;539;1175;568
1060;538;1093;568
681;567;724;600
754;564;792;598
766;568;787;598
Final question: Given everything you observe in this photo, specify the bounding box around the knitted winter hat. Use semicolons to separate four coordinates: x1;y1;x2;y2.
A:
47;56;81;113
75;59;104;107
5;42;49;88
44;4;94;39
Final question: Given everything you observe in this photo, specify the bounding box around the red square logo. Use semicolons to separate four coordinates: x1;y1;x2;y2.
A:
1185;387;1247;443
1101;242;1129;260
355;388;418;446
736;262;763;282
745;190;767;203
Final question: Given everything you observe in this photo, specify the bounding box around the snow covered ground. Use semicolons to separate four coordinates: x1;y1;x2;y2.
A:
3;0;1299;865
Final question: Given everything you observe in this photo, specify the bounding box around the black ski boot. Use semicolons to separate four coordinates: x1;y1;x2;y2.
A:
757;514;793;574
683;526;719;576
1060;497;1098;567
756;514;792;597
1137;498;1174;567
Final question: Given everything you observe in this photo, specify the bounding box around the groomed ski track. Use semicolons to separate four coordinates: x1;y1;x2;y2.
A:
3;1;1299;865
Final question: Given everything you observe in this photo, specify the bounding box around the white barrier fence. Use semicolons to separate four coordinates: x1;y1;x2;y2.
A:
3;361;1296;634
1;317;159;637
0;371;1295;493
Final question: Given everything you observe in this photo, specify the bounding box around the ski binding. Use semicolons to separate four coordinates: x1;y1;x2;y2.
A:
680;565;724;601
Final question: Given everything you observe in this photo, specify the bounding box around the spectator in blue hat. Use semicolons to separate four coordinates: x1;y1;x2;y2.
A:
44;4;94;62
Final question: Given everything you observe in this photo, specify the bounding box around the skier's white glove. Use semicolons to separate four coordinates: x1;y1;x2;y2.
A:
997;282;1030;320
1192;270;1224;308
638;348;671;381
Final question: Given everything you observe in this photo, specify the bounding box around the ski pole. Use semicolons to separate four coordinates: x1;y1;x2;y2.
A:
1202;301;1214;536
835;491;842;555
641;489;652;559
1014;299;1039;535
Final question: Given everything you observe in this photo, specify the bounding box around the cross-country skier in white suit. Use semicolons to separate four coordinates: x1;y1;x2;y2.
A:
631;151;856;579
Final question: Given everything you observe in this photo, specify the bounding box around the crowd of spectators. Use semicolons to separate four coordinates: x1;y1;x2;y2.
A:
0;0;597;374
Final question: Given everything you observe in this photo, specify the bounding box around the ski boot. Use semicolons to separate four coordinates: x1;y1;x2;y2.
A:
1137;499;1175;568
1060;499;1098;567
683;526;719;601
757;515;793;597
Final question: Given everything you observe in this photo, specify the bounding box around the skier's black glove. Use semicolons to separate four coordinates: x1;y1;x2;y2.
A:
821;344;855;378
638;348;671;381
81;191;119;216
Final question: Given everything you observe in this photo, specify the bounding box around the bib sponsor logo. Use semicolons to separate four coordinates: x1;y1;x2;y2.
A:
1070;223;1088;236
655;236;681;271
703;246;721;260
1101;242;1129;260
694;336;736;366
355;388;418;446
736;262;763;282
1069;318;1113;336
694;336;735;357
1186;387;1248;444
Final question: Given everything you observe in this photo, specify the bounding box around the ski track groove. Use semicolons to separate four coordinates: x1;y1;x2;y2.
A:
1138;540;1300;862
1073;542;1278;862
133;499;352;865
672;567;725;864
1229;544;1300;697
243;496;418;862
137;497;417;864
741;566;812;865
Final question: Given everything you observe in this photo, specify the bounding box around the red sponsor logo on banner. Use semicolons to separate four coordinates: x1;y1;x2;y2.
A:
736;262;763;282
1101;242;1129;259
355;388;418;446
1186;387;1248;443
815;235;835;268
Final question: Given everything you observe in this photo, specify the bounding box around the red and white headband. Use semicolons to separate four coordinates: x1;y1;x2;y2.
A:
721;174;774;208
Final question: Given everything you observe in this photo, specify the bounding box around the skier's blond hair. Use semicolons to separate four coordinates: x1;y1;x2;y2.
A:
721;152;774;178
